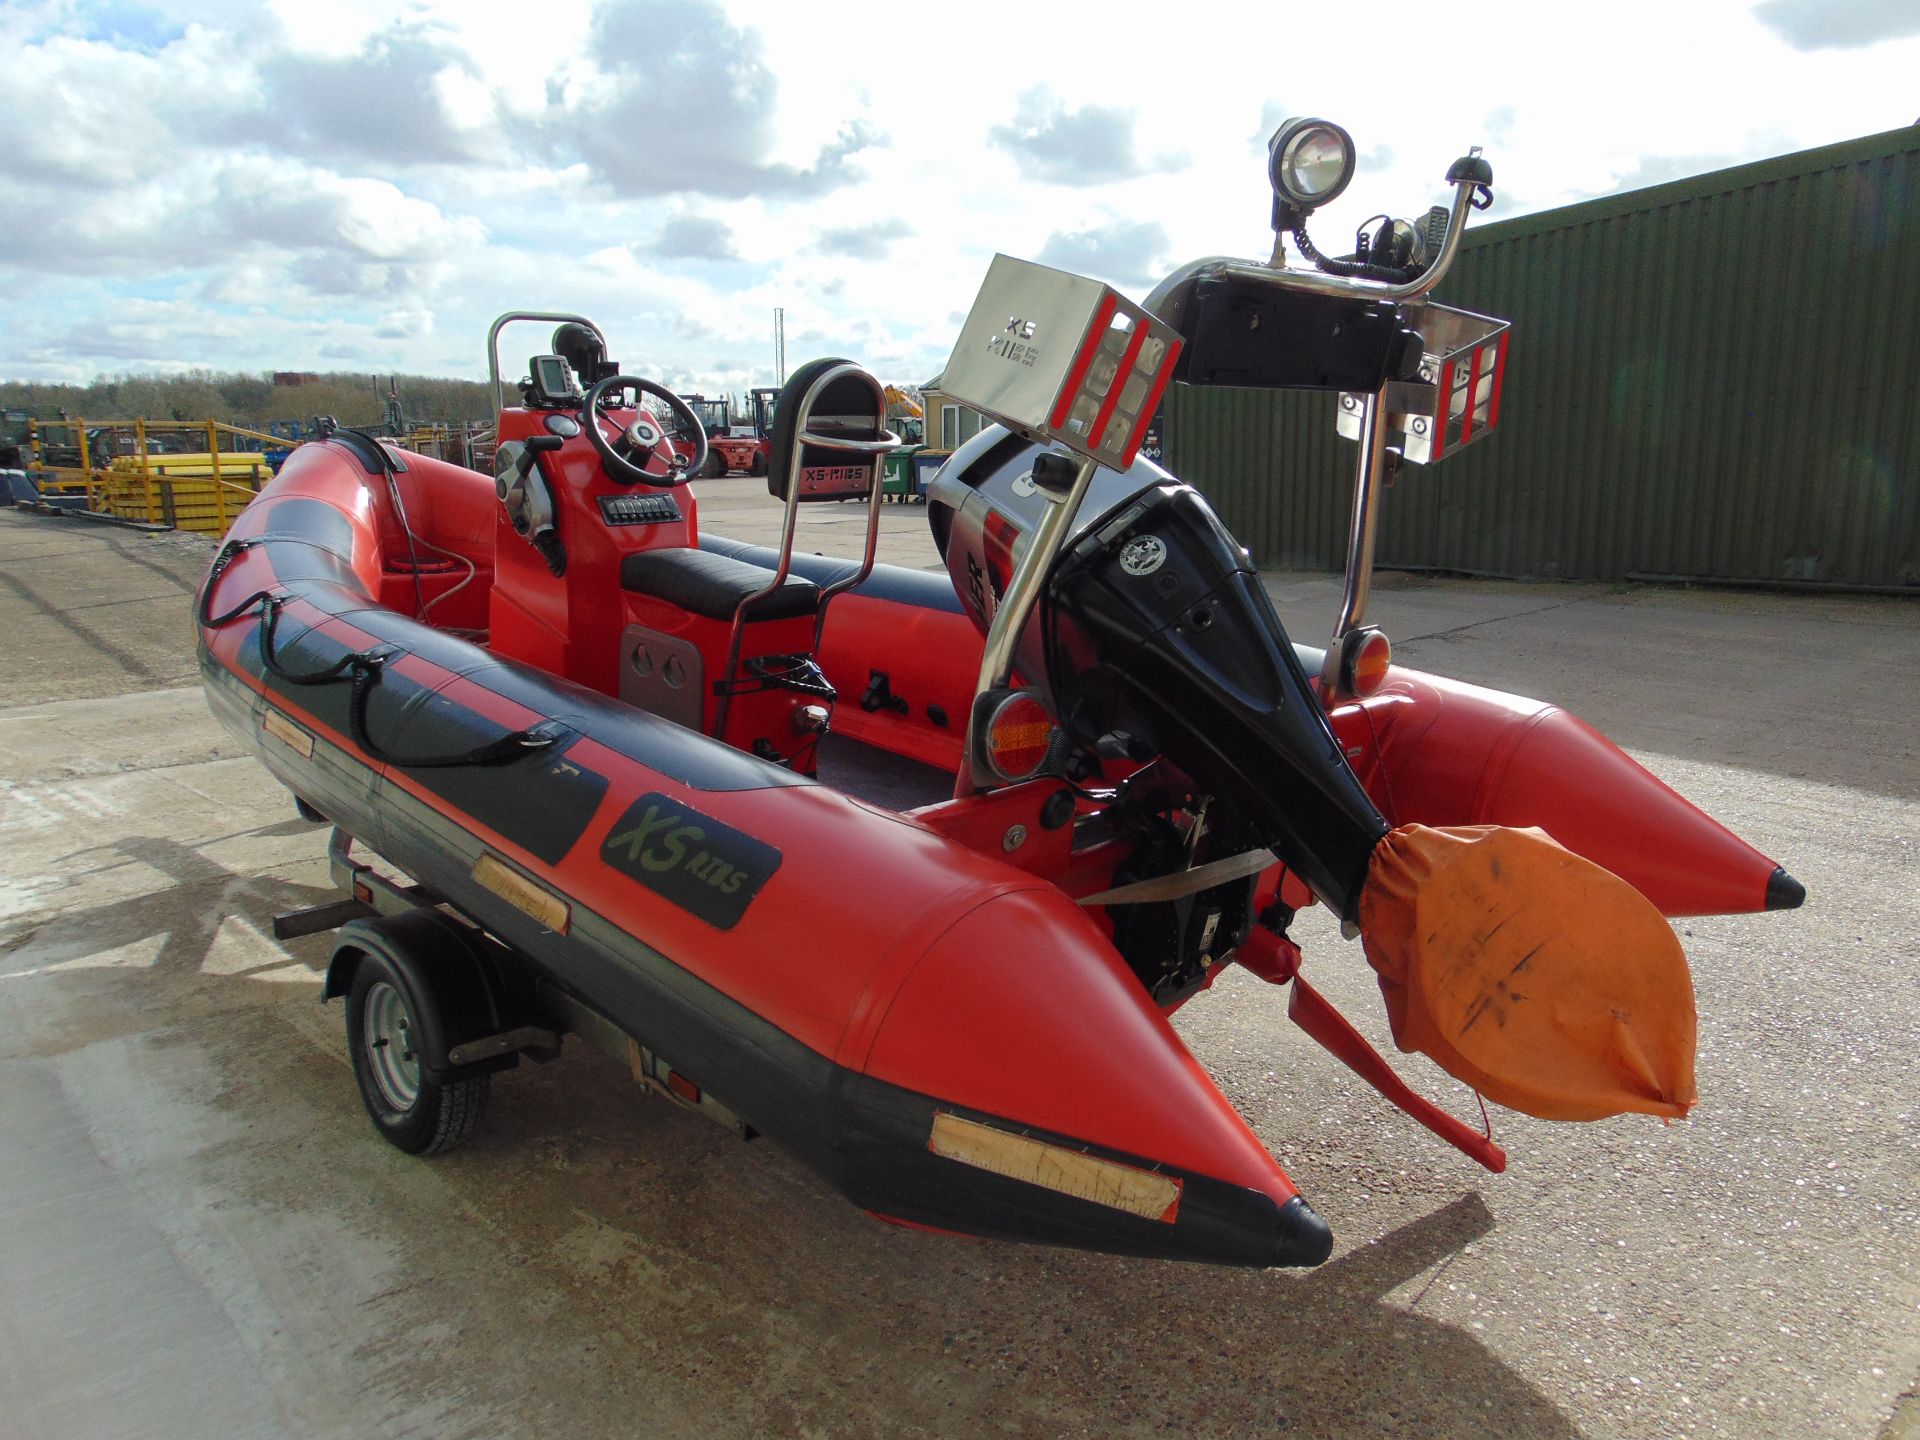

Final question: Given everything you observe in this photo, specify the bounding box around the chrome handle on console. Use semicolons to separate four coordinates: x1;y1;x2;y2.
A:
487;311;608;415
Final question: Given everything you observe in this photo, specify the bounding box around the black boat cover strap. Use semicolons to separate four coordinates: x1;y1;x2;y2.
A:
326;428;409;474
620;546;820;621
203;579;564;770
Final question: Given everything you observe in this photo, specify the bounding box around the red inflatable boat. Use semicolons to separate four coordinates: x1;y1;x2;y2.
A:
196;125;1799;1269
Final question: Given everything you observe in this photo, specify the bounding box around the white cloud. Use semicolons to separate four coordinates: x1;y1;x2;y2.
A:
1754;0;1920;49
988;88;1184;185
2;0;1918;394
1037;218;1171;288
529;0;886;199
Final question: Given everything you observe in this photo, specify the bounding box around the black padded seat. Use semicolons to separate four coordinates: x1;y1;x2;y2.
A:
620;547;820;621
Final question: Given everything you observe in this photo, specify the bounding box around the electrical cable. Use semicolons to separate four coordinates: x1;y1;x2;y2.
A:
1292;220;1424;284
357;429;478;624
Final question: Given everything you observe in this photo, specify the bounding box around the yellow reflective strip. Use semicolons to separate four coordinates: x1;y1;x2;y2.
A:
471;854;570;934
928;1111;1180;1223
261;709;314;758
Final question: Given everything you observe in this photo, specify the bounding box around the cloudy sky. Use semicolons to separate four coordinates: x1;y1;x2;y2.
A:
3;0;1916;394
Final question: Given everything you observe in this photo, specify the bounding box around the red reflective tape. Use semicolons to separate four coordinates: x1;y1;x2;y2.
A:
982;509;1019;600
1048;294;1119;431
1431;360;1455;460
1461;345;1485;445
1088;322;1149;449
1487;333;1510;431
1115;335;1182;467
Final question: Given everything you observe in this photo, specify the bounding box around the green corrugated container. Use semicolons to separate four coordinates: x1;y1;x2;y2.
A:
1164;127;1920;590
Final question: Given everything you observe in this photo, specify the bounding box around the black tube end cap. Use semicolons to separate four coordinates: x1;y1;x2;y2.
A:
1765;867;1807;911
1273;1195;1335;1268
1446;153;1494;186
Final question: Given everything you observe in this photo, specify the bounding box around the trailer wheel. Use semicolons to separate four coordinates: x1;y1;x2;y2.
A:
345;951;489;1155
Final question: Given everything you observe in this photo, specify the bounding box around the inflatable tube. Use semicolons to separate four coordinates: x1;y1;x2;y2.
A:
196;441;1333;1267
704;537;1797;917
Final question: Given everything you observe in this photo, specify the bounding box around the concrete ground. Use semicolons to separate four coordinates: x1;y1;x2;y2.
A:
1;480;1916;1440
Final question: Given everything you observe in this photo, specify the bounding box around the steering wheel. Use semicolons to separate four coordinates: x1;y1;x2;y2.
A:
583;374;707;487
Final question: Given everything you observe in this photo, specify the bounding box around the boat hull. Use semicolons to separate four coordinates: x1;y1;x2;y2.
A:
196;447;1333;1267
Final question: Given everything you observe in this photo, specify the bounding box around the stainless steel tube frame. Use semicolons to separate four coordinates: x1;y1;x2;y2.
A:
714;363;900;740
1139;169;1484;693
1144;172;1481;315
956;451;1101;797
1320;391;1393;695
486;312;608;416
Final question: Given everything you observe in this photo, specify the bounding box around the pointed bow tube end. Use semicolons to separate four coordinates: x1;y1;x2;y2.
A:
1273;1195;1334;1268
1765;866;1807;911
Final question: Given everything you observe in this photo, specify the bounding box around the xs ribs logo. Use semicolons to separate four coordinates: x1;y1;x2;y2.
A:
986;315;1041;368
600;792;782;930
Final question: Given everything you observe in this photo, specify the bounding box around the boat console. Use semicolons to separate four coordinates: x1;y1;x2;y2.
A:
483;314;898;772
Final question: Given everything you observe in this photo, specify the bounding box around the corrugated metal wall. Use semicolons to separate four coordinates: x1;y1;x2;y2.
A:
1163;127;1920;588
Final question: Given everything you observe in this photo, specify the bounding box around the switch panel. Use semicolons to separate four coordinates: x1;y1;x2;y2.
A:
598;493;683;526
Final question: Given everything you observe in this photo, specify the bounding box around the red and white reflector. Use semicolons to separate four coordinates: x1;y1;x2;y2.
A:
979;689;1055;783
937;255;1182;470
1335;303;1511;466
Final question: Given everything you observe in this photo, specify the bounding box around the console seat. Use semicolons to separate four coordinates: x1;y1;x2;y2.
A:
620;547;820;621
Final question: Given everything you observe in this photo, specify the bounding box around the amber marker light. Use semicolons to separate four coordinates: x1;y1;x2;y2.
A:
1342;627;1393;698
984;691;1055;782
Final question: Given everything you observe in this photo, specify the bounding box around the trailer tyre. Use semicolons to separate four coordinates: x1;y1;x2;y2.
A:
345;951;489;1156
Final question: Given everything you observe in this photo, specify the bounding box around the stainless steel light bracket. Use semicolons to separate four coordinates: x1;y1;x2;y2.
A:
939;256;1183;794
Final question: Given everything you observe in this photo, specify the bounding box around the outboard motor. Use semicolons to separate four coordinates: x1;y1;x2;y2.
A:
928;430;1386;919
926;124;1697;1131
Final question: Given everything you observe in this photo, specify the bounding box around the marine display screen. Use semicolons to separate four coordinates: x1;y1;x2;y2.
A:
529;354;581;406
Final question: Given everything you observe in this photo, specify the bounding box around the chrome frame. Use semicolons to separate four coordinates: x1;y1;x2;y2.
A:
1143;168;1479;317
711;363;901;740
955;451;1101;797
1333;391;1394;640
486;312;607;416
1142;158;1488;696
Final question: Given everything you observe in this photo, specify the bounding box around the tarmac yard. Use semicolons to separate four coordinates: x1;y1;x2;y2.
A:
1;488;1916;1439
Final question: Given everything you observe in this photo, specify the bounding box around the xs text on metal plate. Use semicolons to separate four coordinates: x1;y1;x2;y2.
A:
986;316;1040;367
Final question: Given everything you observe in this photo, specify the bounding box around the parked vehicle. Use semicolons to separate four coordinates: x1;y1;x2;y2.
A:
669;394;745;477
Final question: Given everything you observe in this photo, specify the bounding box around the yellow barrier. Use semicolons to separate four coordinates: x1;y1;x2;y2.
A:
100;468;266;535
27;416;295;535
106;453;272;478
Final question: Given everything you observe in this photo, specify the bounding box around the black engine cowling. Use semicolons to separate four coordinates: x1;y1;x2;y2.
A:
927;427;1386;919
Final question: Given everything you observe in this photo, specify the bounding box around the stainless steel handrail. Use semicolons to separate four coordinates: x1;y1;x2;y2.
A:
486;312;607;416
954;450;1102;797
794;431;899;454
1143;171;1480;317
712;363;901;740
1319;392;1394;693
